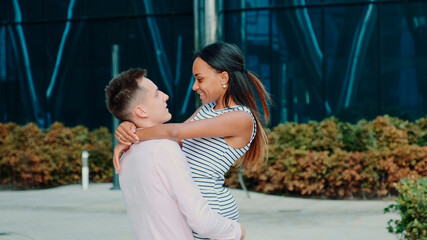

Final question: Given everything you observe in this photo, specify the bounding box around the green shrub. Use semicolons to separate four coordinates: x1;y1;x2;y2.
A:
384;177;427;240
416;117;427;146
339;119;377;152
311;118;343;152
372;116;409;150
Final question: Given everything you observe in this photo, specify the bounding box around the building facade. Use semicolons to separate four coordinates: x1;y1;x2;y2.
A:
1;0;426;129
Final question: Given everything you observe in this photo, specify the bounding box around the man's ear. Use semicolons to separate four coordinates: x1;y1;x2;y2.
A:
134;105;148;118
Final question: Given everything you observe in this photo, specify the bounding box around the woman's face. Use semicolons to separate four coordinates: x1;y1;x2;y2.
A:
192;57;227;105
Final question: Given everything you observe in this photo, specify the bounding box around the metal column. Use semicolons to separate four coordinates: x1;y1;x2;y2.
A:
110;44;120;190
194;0;222;51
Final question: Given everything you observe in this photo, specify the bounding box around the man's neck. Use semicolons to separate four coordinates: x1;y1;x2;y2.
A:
133;120;162;129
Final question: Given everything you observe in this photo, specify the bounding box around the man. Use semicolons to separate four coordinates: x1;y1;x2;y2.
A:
105;68;245;240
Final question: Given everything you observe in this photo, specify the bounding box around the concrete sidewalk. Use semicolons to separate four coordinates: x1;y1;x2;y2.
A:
0;183;398;240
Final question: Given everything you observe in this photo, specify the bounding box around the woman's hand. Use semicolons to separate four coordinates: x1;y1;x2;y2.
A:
240;223;246;240
113;143;130;174
115;121;139;145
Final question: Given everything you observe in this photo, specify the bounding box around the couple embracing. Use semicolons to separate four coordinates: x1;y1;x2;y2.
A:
105;42;270;240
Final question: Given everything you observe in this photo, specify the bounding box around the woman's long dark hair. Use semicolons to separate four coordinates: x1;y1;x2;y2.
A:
195;42;271;168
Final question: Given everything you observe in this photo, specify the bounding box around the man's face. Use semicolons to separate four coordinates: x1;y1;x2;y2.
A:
139;77;171;124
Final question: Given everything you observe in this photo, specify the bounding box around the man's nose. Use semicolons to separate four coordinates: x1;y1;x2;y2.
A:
164;93;169;101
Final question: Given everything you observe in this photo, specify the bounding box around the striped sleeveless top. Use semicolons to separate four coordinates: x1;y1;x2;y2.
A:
181;102;257;240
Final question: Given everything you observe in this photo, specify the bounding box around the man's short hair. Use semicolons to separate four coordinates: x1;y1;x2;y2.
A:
105;68;147;121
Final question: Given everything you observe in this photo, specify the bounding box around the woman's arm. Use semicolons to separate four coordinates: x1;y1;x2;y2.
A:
113;111;252;172
113;143;130;174
115;105;203;145
135;110;253;142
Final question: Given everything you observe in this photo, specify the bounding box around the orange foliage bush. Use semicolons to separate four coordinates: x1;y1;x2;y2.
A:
225;115;427;199
376;146;427;191
0;122;112;189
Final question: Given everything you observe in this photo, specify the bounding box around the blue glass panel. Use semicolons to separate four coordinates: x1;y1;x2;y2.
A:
44;21;90;127
10;0;43;22
131;0;174;15
223;12;243;45
0;0;10;22
246;0;271;8
380;2;427;121
44;0;77;21
323;0;395;4
305;0;324;5
269;7;324;124
125;16;195;123
224;0;271;10
3;23;47;125
86;0;129;18
270;0;326;8
172;0;193;12
223;1;240;10
246;10;270;46
2;0;194;128
168;15;196;122
4;0;426;129
245;10;272;123
0;26;6;81
325;4;379;122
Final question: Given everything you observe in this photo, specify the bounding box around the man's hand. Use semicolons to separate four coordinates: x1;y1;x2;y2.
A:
115;121;139;145
240;224;246;240
113;143;130;174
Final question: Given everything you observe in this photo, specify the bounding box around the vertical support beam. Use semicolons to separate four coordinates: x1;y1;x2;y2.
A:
194;0;222;51
194;0;200;51
111;44;120;190
0;26;7;122
240;0;246;55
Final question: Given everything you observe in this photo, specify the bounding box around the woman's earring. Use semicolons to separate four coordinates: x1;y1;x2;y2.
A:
222;84;227;89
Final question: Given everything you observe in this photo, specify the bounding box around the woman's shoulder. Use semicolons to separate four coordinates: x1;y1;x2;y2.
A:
194;103;217;118
234;105;252;113
218;104;253;116
204;102;216;109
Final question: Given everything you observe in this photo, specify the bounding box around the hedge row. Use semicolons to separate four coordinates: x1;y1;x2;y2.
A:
1;115;426;197
0;122;112;189
225;116;427;198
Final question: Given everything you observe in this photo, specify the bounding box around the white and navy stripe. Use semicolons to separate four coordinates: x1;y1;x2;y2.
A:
182;102;256;240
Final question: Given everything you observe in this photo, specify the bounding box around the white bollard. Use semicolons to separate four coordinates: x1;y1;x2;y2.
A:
82;151;89;190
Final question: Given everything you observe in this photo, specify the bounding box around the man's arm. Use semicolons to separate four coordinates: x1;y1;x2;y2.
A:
155;140;243;240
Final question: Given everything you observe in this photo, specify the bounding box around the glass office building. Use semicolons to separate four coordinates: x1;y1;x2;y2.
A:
1;0;426;129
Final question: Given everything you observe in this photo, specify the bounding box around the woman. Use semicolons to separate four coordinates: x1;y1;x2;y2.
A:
115;42;270;239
